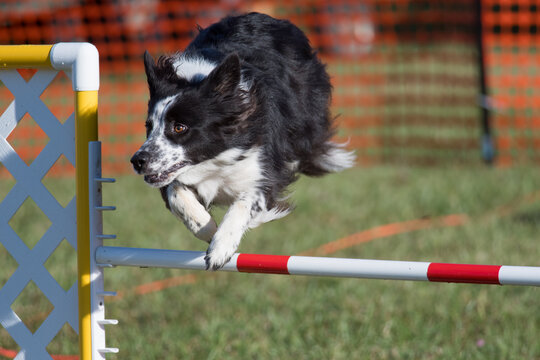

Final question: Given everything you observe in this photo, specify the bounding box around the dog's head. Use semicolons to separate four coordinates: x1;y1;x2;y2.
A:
130;51;254;187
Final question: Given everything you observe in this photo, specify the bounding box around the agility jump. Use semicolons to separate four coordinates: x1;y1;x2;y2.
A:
1;43;539;360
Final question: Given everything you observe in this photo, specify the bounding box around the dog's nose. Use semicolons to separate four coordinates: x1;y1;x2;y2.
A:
130;151;149;173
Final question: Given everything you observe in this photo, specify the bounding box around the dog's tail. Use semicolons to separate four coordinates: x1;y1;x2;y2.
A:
300;140;356;176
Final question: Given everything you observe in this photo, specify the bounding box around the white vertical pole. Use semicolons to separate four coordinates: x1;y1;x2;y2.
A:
89;141;118;358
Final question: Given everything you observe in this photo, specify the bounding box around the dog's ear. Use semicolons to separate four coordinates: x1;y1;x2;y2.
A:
203;53;241;95
143;51;158;95
144;51;186;97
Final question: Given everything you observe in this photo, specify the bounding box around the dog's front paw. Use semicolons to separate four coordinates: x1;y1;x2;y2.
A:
204;241;236;271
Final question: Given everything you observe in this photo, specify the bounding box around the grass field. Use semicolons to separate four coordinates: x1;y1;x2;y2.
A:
1;165;540;359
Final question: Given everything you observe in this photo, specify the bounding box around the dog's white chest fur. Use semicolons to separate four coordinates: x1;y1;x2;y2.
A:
166;145;293;270
175;147;263;207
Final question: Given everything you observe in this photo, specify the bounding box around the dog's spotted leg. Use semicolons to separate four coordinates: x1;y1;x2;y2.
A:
204;194;258;271
167;181;217;243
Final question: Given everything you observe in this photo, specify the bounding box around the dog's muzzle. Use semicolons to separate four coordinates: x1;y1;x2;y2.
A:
130;150;188;185
143;162;188;184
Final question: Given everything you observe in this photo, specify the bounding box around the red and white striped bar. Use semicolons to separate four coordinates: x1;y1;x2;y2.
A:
95;246;540;286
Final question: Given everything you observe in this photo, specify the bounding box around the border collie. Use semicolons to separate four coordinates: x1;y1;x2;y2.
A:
130;12;355;270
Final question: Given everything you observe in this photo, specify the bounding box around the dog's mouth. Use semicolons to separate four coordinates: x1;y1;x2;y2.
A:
143;162;189;186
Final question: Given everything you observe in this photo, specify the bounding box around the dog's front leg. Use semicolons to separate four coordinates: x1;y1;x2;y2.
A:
167;181;217;243
205;194;256;271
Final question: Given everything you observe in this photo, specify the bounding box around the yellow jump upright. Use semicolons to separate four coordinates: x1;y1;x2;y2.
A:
74;88;99;360
0;43;99;360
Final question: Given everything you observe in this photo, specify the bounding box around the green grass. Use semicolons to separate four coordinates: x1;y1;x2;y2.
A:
1;165;540;359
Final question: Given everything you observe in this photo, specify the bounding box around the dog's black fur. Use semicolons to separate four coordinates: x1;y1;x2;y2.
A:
132;13;354;270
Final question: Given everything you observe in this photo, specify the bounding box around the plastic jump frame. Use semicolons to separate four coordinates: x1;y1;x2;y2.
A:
0;43;103;360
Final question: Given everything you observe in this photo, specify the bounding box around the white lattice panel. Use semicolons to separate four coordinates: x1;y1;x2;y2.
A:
0;69;78;359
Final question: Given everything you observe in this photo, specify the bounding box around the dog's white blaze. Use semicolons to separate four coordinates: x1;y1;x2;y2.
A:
173;56;217;82
140;94;189;177
150;95;177;134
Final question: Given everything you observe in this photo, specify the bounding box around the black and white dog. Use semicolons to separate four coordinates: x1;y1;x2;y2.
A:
130;13;355;270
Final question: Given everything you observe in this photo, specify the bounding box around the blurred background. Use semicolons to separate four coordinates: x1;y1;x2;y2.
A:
1;0;539;176
1;2;540;358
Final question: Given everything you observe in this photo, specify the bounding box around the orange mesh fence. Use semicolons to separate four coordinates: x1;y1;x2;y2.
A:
482;0;540;165
1;0;538;177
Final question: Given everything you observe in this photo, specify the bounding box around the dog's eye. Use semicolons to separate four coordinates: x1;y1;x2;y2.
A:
174;123;188;134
